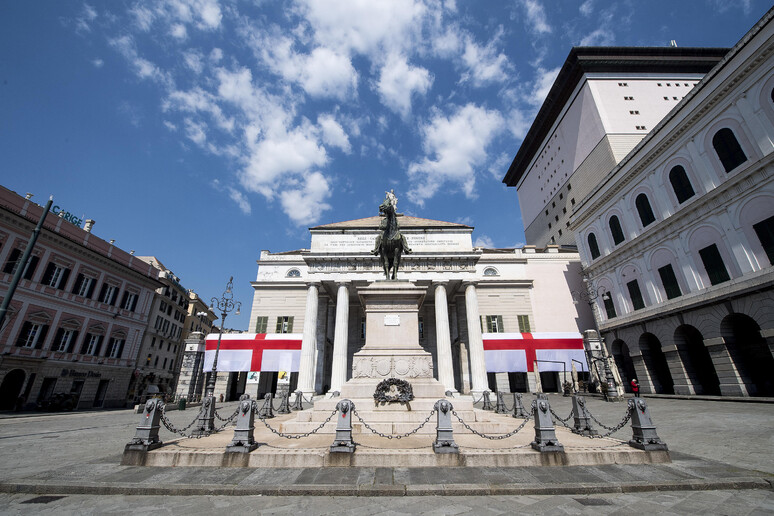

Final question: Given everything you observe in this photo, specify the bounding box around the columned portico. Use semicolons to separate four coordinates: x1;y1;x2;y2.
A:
297;282;320;395
464;282;488;394
329;282;350;393
434;282;455;392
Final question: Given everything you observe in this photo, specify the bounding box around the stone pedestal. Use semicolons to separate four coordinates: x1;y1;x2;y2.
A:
342;281;445;400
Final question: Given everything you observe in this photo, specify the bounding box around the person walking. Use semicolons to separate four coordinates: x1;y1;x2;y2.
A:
631;378;640;397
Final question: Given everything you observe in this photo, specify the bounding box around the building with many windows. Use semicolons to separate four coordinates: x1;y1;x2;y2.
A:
182;211;598;401
131;256;193;402
568;10;774;396
0;186;161;409
503;46;727;247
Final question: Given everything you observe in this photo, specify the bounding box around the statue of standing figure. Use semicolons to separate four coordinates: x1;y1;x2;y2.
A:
372;190;412;280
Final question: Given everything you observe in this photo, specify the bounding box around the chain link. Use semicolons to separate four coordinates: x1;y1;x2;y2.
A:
351;405;435;440
549;408;574;429
158;402;237;439
585;405;633;435
451;409;532;440
257;407;337;439
214;407;239;422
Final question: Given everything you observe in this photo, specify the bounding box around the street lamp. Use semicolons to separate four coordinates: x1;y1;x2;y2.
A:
204;276;241;398
192;277;241;436
571;277;618;400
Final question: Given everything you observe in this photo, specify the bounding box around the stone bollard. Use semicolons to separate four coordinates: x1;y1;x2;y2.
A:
258;393;275;419
125;398;164;451
276;390;291;415
494;391;508;414
571;395;597;436
512;393;529;418
481;390;493;410
432;399;459;454
628;398;668;451
330;399;356;453
191;395;216;436
226;397;259;453
291;390;305;411
530;394;564;452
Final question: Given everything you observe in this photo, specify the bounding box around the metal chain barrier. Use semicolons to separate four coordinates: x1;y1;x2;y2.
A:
158;403;238;439
257;406;338;439
451;409;532;440
586;405;633;434
549;408;574;429
214;407;239;422
351;405;436;440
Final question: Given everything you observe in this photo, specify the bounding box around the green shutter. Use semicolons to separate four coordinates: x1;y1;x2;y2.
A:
518;315;531;333
480;316;485;332
275;317;283;333
496;315;504;333
255;316;267;333
287;317;294;333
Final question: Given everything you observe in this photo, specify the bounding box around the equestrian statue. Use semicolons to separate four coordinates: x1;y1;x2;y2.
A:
372;190;412;280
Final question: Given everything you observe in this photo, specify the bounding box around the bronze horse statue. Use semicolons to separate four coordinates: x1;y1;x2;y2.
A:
372;194;412;280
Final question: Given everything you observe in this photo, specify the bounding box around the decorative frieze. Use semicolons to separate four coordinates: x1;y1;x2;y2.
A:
352;355;434;379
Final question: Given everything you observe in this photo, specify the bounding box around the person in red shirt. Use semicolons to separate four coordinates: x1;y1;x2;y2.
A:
631;378;640;397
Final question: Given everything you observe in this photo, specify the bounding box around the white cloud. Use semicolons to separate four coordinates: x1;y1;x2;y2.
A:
170;23;187;40
182;50;204;74
507;107;532;140
92;58;104;68
109;35;173;87
130;5;154;31
474;235;494;248
318;114;352;154
579;0;594;16
210;47;223;62
407;103;505;206
75;3;98;33
227;187;251;215
520;0;552;35
488;152;511;180
183;118;207;146
460;31;511;87
376;53;433;118
279;171;332;225
163;120;178;131
165;87;234;132
580;28;614;46
297;0;426;58
529;66;560;107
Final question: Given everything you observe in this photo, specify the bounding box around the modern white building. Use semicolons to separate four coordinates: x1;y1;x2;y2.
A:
503;47;726;248
185;209;598;401
569;10;774;397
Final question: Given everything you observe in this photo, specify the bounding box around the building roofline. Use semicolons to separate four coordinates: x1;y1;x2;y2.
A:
502;46;729;187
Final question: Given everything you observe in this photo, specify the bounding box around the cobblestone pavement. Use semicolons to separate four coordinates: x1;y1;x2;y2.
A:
1;490;773;515
0;395;771;513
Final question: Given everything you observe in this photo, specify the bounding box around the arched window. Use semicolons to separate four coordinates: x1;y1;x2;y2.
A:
587;233;601;260
483;267;499;276
669;165;695;204
286;269;301;278
712;128;747;172
635;194;656;227
609;215;625;245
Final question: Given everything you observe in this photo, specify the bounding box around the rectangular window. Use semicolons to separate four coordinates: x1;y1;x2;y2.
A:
42;262;70;289
120;292;138;311
98;283;118;305
154;356;159;367
626;280;646;311
418;316;424;340
275;316;294;333
73;274;95;298
254;316;268;333
360;317;366;340
657;264;682;300
17;322;44;348
108;338;124;358
162;358;167;369
484;315;504;333
54;329;77;352
84;334;100;355
753;215;774;265
603;295;617;319
699;244;731;285
517;315;531;333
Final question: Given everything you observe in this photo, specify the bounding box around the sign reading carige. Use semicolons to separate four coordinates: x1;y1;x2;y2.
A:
50;205;83;227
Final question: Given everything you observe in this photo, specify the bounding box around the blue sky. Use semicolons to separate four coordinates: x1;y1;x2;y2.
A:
1;0;770;330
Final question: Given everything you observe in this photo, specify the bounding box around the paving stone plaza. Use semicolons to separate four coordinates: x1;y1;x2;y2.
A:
0;395;772;514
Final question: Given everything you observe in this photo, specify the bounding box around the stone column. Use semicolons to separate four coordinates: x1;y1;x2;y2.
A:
434;282;456;392
329;282;350;393
464;282;488;394
704;336;747;396
297;282;319;395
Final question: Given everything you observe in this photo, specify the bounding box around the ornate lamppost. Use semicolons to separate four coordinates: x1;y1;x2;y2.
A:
192;277;241;435
571;277;619;401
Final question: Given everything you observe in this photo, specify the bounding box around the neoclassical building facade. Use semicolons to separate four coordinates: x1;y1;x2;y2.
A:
570;11;774;396
194;213;596;401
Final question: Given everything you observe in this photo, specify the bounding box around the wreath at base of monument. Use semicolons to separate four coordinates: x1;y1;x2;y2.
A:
373;378;414;403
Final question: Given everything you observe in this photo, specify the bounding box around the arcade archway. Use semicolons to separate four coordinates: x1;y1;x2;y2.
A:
675;325;720;395
639;333;674;394
721;313;774;396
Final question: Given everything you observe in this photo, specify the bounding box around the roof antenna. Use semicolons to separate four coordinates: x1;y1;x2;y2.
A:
670;40;678;47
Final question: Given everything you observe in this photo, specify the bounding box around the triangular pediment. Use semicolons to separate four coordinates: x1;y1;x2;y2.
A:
311;215;472;230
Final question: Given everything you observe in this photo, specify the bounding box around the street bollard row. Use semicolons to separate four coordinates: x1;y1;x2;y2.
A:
126;394;668;456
